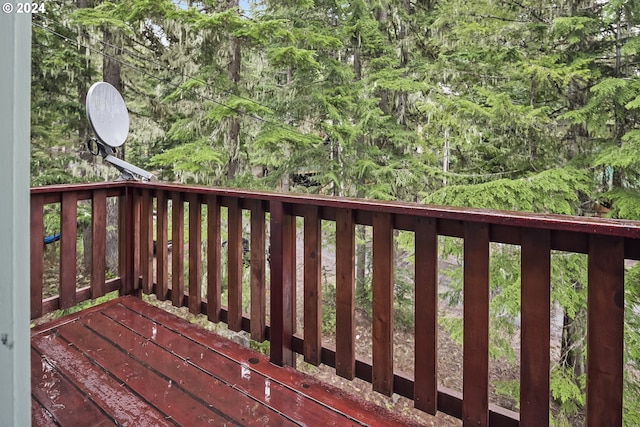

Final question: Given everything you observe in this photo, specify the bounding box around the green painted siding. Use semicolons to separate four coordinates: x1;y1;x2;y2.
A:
0;5;32;426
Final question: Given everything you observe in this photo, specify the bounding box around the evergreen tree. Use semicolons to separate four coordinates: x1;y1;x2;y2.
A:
29;1;640;424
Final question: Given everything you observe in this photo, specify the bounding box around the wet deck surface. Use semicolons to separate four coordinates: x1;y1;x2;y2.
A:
31;296;421;426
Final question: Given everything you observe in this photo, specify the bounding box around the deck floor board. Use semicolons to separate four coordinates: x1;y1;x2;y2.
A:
31;348;112;426
32;296;422;427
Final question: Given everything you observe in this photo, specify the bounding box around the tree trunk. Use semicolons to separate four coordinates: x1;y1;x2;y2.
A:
397;0;410;126
102;30;122;93
566;76;587;160
100;27;122;278
353;32;362;81
227;118;241;180
560;284;586;385
77;0;91;160
102;26;124;160
226;0;241;180
375;1;390;116
375;1;387;24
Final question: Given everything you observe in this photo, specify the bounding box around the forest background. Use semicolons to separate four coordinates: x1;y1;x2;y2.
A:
30;0;640;425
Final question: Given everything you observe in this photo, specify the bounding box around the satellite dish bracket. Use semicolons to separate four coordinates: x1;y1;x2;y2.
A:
87;137;153;182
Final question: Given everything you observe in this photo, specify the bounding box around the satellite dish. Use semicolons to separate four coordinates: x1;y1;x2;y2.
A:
85;82;154;182
86;82;129;148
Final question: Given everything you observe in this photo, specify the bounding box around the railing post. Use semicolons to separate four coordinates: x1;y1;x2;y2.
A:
30;194;44;319
250;199;267;342
372;212;394;396
269;201;295;367
335;208;355;379
188;193;202;315
587;235;624;427
60;192;78;309
463;222;490;427
414;216;438;415
228;197;243;331
171;191;184;306
156;190;169;300
207;195;221;322
121;187;141;296
303;204;322;365
91;189;107;299
140;189;154;295
118;191;127;295
520;228;550;426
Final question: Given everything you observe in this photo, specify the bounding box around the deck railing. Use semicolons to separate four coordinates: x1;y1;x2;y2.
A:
30;181;640;427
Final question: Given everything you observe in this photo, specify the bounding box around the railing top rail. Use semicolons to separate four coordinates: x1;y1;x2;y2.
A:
30;181;128;194
31;181;640;239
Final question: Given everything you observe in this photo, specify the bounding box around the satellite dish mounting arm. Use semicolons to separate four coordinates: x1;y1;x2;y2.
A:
87;137;154;182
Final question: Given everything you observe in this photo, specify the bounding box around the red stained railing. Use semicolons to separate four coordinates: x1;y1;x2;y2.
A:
30;183;126;316
31;181;640;427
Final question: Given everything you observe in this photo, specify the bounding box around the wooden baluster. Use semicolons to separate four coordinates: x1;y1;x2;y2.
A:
520;228;550;427
269;201;295;367
140;189;153;294
131;189;142;293
156;190;169;300
171;192;184;307
188;193;202;315
462;222;489;427
335;208;355;379
250;199;266;342
414;217;438;414
207;195;221;322
30;194;44;319
587;235;624;427
303;205;322;365
289;212;297;336
372;212;394;396
120;188;141;296
91;189;107;299
119;192;128;294
60;192;78;309
283;203;296;365
227;198;243;331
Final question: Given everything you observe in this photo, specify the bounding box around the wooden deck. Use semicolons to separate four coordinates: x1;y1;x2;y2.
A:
31;296;421;427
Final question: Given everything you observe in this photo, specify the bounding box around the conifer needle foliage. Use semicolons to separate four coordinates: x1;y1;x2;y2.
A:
32;0;640;423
